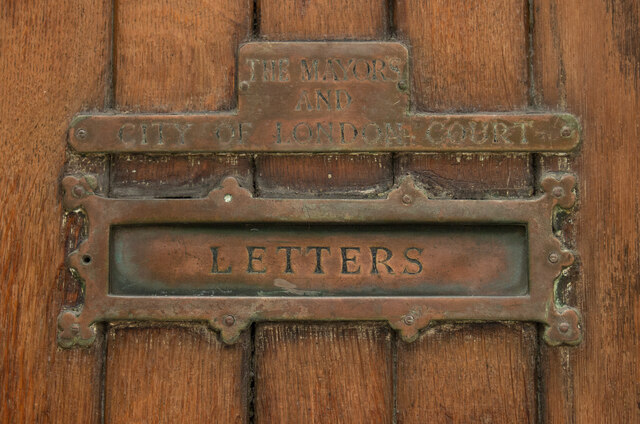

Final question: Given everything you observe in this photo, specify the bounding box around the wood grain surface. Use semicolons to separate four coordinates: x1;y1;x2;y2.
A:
395;0;529;112
534;0;640;422
259;0;388;40
105;325;249;424
114;0;252;112
0;1;111;422
105;1;253;422
255;324;393;423
256;154;392;197
394;1;539;422
397;323;538;423
397;153;533;199
110;154;253;198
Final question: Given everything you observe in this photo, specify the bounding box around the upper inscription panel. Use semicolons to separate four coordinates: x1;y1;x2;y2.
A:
69;42;580;152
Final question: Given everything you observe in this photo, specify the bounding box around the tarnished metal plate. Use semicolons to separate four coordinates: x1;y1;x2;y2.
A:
110;224;528;296
58;174;582;347
68;42;580;153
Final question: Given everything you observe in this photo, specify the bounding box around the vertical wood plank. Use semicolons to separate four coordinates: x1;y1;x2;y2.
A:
110;154;253;198
394;1;538;422
114;0;252;112
254;2;394;423
395;0;533;213
106;1;253;422
534;1;640;422
397;153;533;199
259;0;388;40
105;326;249;424
255;324;393;423
256;154;392;197
531;0;565;110
0;1;111;422
395;0;529;112
397;323;538;423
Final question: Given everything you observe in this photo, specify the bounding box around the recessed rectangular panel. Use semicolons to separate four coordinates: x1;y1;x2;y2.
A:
110;224;528;296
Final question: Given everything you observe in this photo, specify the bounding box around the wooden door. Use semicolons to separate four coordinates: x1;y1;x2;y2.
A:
2;1;638;422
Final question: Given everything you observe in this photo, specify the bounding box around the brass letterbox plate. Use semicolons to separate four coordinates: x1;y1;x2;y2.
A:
68;42;580;153
58;174;582;347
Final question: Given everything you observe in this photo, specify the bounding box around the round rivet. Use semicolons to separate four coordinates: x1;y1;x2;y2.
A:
75;128;87;139
397;80;408;91
224;194;232;203
548;252;559;263
239;81;249;91
558;322;570;333
72;185;86;198
402;194;412;205
223;315;235;326
403;315;415;326
552;186;565;198
561;127;572;137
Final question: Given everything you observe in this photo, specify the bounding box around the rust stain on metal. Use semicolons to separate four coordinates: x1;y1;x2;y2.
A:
68;42;580;153
57;174;582;348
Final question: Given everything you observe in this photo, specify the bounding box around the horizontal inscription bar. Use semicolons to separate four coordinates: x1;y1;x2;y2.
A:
70;113;579;152
110;224;528;296
68;42;580;152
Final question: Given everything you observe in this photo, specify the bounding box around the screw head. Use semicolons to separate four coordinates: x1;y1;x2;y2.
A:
552;186;565;198
72;185;86;198
402;194;412;205
397;80;408;91
558;322;570;333
223;315;235;326
239;81;249;91
75;128;87;139
548;252;560;263
561;126;572;137
403;315;415;326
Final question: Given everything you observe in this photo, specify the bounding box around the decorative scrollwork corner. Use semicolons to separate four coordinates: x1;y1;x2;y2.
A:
57;309;97;348
541;173;577;209
388;176;430;206
205;176;253;203
209;314;251;344
62;175;98;210
388;307;434;342
544;304;583;346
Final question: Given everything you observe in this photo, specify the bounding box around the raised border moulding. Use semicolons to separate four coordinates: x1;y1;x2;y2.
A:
58;173;582;347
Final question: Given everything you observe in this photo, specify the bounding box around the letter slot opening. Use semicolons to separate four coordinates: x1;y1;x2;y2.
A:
109;223;529;297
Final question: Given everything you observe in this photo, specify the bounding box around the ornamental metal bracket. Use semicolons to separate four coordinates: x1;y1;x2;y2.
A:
58;173;582;348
